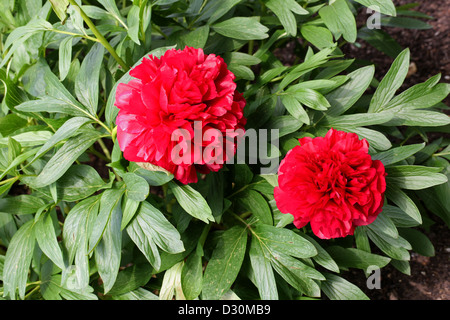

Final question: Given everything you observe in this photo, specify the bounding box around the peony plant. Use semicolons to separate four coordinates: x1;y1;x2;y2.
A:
0;0;448;301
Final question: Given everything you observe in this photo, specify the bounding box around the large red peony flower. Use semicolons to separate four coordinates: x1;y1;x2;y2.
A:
274;128;387;239
115;46;246;184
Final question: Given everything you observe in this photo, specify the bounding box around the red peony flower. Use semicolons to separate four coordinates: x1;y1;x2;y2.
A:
115;46;246;184
274;128;387;239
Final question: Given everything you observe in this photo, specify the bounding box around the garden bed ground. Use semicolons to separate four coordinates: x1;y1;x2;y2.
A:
340;0;449;300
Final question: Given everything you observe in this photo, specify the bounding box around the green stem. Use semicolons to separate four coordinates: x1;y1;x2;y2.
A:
97;138;111;161
68;0;130;72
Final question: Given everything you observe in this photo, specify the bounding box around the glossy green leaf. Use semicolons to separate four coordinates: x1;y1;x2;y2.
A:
58;36;73;81
94;191;123;294
237;190;273;225
249;235;278;300
319;0;357;43
2;220;36;299
212;17;269;40
354;0;396;16
75;42;104;115
266;0;308;36
325;65;375;117
126;201;184;270
123;172;150;202
32;129;104;188
372;143;425;166
181;249;203;300
35;212;65;270
322;273;369;300
169;181;214;224
202;225;247;300
369;48;410;113
387;165;448;190
0;195;46;215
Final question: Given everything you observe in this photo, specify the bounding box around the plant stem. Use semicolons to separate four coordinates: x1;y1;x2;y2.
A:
67;0;130;72
97;138;111;161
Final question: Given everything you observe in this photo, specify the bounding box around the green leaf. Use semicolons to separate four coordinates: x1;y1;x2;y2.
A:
126;201;184;270
169;181;214;224
382;204;420;228
236;190;273;225
75;42;104;115
325;112;393;127
123;172;150;202
202;0;242;24
32;117;92;163
128;162;173;186
357;27;403;58
381;16;432;30
386;185;422;224
369;48;410;113
367;212;399;239
94;192;123;294
58;36;73;81
0;131;53;148
127;4;141;45
181;249;203;300
2;220;36;299
269;250;323;297
50;0;69;23
53;165;107;202
366;227;411;260
266;115;303;138
249;235;278;300
32;129;104;188
35;212;65;270
0;195;46;215
344;127;392;151
286;88;331;111
88;188;125;254
385;109;450;127
212;17;269;40
107;263;153;296
120;197;140;230
354;0;396;16
279;47;336;90
399;228;435;257
325;65;375;117
327;246;391;271
0;114;27;137
386;165;448;190
266;0;308;36
97;0;127;28
322;273;369;300
15;97;91;118
253;224;317;258
202;225;247;300
319;0;357;43
280;94;310;124
300;25;335;49
297;233;340;273
178;25;210;49
372;143;425;166
63;195;100;284
383;75;450;111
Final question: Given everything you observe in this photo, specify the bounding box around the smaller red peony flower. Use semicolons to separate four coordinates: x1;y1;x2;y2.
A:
115;46;246;184
274;128;387;239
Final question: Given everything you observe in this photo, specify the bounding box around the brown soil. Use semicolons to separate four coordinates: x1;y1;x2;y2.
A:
340;0;450;300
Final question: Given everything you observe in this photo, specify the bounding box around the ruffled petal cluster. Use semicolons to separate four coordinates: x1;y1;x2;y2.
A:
115;47;246;184
274;128;387;239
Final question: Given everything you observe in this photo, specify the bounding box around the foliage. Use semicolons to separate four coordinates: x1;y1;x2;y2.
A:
0;0;448;300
